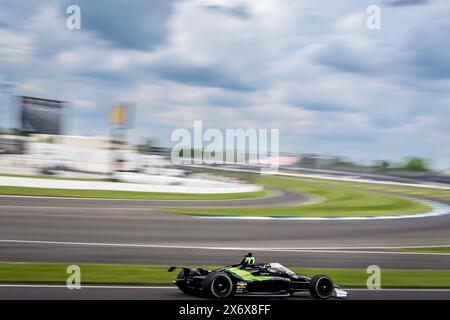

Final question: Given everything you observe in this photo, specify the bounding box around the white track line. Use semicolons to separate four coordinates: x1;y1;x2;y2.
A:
0;284;176;289
0;284;449;292
344;288;450;292
274;250;450;256
0;239;449;256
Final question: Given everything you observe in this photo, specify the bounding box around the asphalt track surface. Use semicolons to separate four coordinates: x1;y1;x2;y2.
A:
0;189;449;299
1;285;450;300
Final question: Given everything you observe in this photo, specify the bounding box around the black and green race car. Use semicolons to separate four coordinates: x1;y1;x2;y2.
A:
168;253;348;299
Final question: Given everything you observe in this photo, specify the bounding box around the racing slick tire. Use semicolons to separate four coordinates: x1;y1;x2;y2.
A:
202;272;236;299
309;275;334;299
176;270;197;295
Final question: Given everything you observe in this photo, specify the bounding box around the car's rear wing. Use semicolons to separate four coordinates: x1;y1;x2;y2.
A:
168;266;192;274
167;266;177;272
168;266;209;276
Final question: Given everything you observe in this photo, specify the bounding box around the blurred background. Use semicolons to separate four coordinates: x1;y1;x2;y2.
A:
0;0;449;186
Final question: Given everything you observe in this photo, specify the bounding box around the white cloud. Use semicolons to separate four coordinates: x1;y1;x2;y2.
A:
335;12;366;32
71;99;96;109
17;79;46;93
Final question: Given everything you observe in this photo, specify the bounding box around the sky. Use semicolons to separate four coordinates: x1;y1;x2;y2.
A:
0;0;449;169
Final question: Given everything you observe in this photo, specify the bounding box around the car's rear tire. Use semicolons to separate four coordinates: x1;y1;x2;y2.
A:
176;270;196;295
202;272;235;298
309;275;334;299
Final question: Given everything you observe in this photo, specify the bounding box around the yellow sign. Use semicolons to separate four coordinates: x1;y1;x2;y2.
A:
109;104;127;125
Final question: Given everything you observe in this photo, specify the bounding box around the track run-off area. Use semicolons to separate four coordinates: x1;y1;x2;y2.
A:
0;173;449;299
1;285;450;300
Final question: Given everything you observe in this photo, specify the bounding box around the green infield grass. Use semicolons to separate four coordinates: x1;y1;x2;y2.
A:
0;186;266;200
168;175;432;217
395;246;450;254
0;262;449;288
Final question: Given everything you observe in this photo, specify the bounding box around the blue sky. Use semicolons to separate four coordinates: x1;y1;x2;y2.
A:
0;0;449;169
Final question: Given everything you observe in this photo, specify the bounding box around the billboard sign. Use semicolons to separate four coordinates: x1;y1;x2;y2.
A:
19;96;64;134
109;102;135;129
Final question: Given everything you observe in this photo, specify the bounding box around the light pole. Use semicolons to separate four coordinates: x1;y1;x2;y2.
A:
0;81;18;134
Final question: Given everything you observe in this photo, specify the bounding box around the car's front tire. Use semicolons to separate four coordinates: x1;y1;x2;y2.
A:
309;275;334;299
202;272;236;298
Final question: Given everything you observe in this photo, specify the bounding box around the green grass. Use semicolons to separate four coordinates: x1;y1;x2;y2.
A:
168;175;431;217
297;177;450;202
0;186;266;200
396;246;450;253
0;262;172;285
0;262;449;288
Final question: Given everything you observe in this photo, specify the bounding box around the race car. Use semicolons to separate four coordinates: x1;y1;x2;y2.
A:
168;253;348;299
